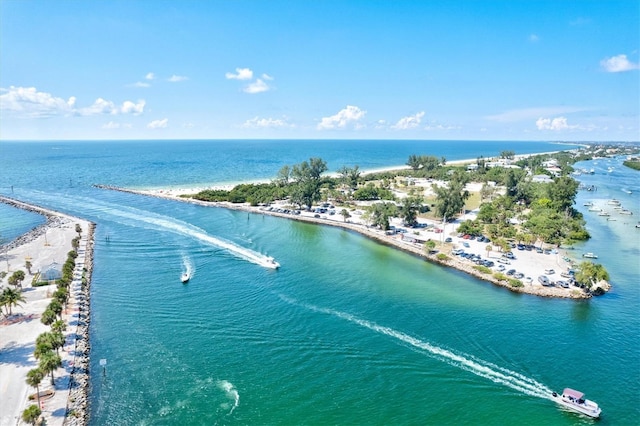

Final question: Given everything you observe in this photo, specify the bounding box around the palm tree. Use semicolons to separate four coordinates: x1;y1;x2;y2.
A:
26;368;45;406
40;308;57;326
485;244;493;258
39;350;62;385
22;405;41;425
1;287;26;316
75;223;82;235
25;260;33;275
13;270;26;288
51;319;67;334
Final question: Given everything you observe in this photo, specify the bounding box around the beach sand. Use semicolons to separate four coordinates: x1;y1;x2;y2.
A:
0;197;93;426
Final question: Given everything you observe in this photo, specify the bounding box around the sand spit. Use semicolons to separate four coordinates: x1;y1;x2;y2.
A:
93;186;597;299
0;196;93;426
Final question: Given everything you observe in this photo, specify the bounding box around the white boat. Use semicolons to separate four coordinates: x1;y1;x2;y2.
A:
607;199;621;206
180;272;190;283
588;207;601;212
597;211;610;217
551;388;601;418
583;252;598;259
620;209;633;215
263;257;280;269
583;202;593;207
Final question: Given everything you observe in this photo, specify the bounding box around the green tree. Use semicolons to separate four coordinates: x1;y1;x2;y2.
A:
500;150;516;159
547;176;579;213
22;405;41;425
575;262;610;289
25;260;33;275
340;209;351;222
0;287;26;316
39;350;62;385
48;299;63;319
26;368;45;407
275;165;291;186
400;195;423;227
425;240;437;254
367;202;397;230
75;223;82;235
291;158;328;209
40;309;57;326
51;319;67;334
432;173;470;221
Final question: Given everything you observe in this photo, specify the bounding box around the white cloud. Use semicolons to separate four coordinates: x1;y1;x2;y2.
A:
600;54;639;72
168;75;188;82
120;100;146;115
262;73;274;81
317;105;366;130
78;98;145;116
528;34;540;42
486;106;586;122
225;68;253;80
102;121;132;129
0;86;75;118
145;72;155;80
536;116;576;130
243;79;270;94
392;111;425;130
0;86;146;119
147;118;168;129
129;81;150;88
242;116;292;128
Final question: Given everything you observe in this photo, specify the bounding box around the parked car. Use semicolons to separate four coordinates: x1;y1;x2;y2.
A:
514;272;524;279
497;265;505;271
538;275;550;286
506;269;516;276
497;258;510;264
544;269;555;275
445;237;452;243
504;252;515;259
462;242;470;248
556;280;569;288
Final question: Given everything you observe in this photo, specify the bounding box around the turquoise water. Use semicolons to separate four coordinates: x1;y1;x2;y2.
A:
0;140;638;424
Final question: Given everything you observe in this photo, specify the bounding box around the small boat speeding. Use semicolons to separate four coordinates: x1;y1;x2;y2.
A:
181;272;190;283
552;388;601;418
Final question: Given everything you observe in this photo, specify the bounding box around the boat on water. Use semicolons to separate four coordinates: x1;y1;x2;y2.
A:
607;199;621;206
551;388;601;418
181;272;190;283
583;252;598;259
598;211;610;217
588;207;601;212
583;202;593;207
262;257;281;269
619;209;633;215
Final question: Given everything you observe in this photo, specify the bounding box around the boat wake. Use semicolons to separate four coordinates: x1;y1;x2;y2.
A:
24;191;278;269
181;254;194;279
280;295;553;400
217;380;239;415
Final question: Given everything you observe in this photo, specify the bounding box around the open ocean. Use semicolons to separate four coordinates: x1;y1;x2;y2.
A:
1;140;638;425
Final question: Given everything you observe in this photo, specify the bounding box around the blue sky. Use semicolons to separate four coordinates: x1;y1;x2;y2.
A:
1;0;638;141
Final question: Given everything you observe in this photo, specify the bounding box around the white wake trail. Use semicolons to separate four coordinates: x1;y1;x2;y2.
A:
26;191;278;269
280;295;553;400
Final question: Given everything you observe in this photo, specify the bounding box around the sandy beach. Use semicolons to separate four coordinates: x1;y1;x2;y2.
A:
0;196;94;426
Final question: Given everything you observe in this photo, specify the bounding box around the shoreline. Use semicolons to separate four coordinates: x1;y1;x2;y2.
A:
130;150;574;197
0;196;94;426
95;185;596;299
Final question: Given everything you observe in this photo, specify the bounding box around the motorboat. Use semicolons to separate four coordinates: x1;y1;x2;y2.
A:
620;209;633;215
181;272;190;283
263;257;281;269
607;199;621;206
583;202;593;207
597;211;610;217
583;253;598;259
588;207;601;212
551;388;601;418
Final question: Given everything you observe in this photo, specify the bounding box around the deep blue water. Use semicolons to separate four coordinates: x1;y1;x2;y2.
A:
1;140;638;425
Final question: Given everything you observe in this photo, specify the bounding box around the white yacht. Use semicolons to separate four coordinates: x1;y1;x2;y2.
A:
551;388;601;418
583;252;598;259
180;272;190;283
